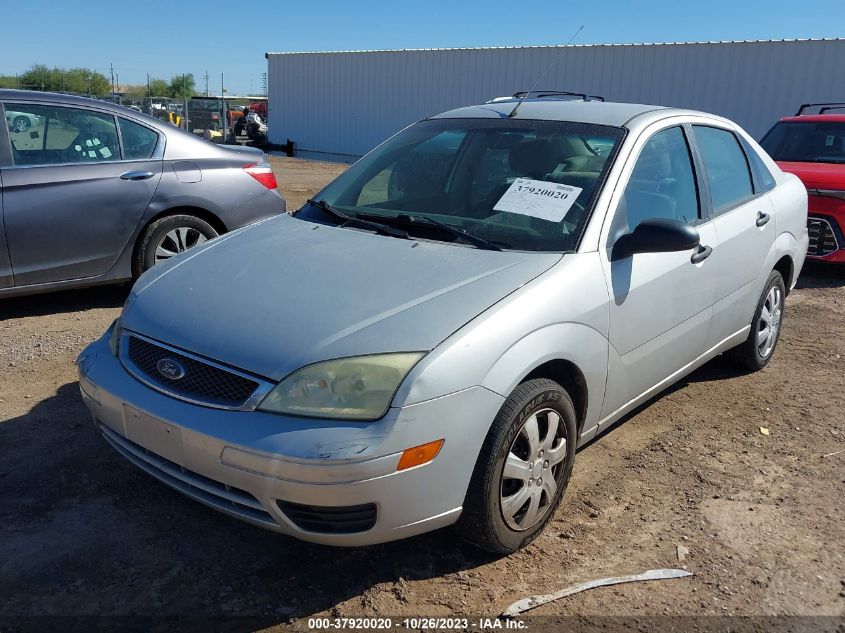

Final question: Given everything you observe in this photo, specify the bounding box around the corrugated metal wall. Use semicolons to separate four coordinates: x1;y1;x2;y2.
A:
267;39;845;158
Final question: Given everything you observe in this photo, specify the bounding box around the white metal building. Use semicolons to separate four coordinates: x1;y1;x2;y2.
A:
266;38;845;159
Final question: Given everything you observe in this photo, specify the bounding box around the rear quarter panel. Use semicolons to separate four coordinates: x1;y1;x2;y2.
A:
148;159;285;231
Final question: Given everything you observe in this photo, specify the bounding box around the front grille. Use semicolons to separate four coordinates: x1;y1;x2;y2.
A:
807;216;840;256
277;500;377;534
125;335;259;407
99;424;277;527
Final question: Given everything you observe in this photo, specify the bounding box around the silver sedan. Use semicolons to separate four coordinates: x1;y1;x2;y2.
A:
78;95;807;553
0;90;285;297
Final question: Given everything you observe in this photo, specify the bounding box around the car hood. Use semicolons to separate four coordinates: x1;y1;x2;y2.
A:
776;161;845;190
123;215;561;381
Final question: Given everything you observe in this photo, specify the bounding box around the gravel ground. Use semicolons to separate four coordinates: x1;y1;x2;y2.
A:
0;157;843;631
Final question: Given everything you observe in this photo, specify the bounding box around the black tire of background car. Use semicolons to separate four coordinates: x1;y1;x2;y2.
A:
133;214;219;278
13;116;30;132
455;378;577;554
726;269;786;371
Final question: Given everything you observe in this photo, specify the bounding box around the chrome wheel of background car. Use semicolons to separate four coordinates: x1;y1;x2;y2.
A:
757;285;782;359
12;116;30;132
500;407;568;531
154;227;208;264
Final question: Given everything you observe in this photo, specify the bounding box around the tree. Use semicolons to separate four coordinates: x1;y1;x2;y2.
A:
17;64;109;95
147;78;169;97
168;74;195;99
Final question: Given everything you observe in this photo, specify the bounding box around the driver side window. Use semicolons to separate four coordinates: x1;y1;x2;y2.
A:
616;126;700;235
6;103;120;166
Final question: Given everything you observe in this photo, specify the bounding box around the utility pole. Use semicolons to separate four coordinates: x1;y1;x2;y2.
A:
109;62;115;95
115;73;119;97
261;71;267;96
204;70;209;97
146;73;151;98
221;73;226;143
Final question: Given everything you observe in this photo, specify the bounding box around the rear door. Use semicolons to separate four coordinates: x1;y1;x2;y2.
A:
599;123;718;421
0;103;14;289
0;102;163;286
689;124;776;344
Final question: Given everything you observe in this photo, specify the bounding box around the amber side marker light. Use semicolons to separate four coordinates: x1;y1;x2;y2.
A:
397;439;445;471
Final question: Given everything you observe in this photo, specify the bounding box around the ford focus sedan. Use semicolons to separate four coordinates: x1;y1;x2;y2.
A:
78;93;808;553
0;90;285;298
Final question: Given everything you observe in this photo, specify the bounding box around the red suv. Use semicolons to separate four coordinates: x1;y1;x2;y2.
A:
761;103;845;263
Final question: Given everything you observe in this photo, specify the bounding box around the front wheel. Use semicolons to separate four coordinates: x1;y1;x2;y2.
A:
133;214;219;278
12;116;30;132
455;379;577;554
726;270;786;371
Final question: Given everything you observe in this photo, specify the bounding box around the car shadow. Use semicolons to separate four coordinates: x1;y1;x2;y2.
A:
0;284;129;319
795;261;845;289
0;383;496;626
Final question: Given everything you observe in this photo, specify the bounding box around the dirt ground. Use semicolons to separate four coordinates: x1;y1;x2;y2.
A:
1;156;843;631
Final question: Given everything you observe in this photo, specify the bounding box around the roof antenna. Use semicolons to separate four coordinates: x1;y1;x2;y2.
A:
508;24;584;119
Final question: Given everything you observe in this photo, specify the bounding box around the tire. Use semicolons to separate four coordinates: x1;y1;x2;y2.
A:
726;270;786;371
12;116;30;132
455;378;577;554
133;214;219;278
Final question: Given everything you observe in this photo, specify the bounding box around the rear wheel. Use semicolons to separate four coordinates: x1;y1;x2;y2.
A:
133;214;218;277
455;379;577;554
12;116;30;132
726;270;785;371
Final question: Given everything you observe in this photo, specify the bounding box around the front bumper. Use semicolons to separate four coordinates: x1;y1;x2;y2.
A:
806;196;845;263
77;333;505;546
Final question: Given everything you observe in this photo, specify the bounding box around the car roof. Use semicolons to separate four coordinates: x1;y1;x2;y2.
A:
779;114;845;123
0;89;142;115
430;98;687;128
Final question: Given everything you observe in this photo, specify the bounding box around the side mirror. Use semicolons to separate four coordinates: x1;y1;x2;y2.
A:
611;218;700;261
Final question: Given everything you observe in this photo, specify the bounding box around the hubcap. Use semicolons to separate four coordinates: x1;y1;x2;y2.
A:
756;285;782;359
500;407;568;531
154;227;208;264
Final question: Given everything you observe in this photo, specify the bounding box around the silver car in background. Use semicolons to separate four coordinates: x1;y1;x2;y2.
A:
78;94;807;553
0;90;285;298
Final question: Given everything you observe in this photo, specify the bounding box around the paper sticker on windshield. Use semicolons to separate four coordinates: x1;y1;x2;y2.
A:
494;178;583;222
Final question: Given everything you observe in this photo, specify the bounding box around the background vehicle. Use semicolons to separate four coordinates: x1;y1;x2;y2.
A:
761;103;845;262
0;89;285;297
4;109;40;132
78;95;807;554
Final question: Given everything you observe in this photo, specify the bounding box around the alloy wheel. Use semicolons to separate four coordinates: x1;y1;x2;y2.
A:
757;285;782;359
154;227;208;264
500;407;568;531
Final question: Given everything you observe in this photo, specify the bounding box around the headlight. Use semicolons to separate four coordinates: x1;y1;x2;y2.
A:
108;318;121;356
257;352;425;420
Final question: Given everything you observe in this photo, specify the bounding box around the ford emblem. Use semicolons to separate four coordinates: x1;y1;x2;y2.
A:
156;357;186;380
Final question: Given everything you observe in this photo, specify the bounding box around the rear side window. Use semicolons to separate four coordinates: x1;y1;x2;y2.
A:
5;103;120;166
119;118;159;160
692;126;754;214
740;137;776;193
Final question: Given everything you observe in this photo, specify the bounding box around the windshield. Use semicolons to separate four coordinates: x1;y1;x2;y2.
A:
295;118;625;251
761;121;845;164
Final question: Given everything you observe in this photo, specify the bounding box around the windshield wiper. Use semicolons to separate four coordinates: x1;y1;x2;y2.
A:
370;212;503;251
307;199;410;239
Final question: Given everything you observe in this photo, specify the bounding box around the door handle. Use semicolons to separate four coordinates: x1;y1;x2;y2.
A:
756;211;771;227
120;170;155;181
690;244;712;264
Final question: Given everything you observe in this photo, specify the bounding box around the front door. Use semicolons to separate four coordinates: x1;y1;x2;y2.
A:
1;102;162;286
599;124;718;422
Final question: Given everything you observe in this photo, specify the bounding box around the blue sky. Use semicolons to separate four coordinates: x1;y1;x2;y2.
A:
1;0;842;95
